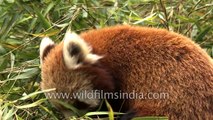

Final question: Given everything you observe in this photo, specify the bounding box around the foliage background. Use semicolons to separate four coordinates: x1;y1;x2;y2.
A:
0;0;212;119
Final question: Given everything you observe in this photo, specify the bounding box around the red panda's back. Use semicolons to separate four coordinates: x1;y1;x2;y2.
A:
80;25;213;119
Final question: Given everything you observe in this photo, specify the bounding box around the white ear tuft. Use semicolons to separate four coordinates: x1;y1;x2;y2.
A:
63;31;102;69
40;37;55;63
85;54;103;64
63;31;91;54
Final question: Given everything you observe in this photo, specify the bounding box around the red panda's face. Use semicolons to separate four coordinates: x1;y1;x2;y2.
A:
39;31;105;116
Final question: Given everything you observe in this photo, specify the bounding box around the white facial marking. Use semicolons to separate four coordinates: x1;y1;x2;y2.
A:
40;37;54;63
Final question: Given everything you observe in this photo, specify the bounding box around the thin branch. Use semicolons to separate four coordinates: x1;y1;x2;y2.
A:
159;0;169;30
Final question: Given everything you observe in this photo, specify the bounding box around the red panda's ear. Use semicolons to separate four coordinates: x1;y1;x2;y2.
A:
40;37;55;64
63;31;103;69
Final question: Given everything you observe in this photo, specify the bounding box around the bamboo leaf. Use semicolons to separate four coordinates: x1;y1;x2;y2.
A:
105;99;114;120
2;106;16;120
33;6;51;29
0;13;19;40
18;88;56;101
16;99;46;109
195;26;212;42
31;29;60;37
54;100;82;117
39;105;58;120
0;56;8;71
10;68;39;80
133;13;156;24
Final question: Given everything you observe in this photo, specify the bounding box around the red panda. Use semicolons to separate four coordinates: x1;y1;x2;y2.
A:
40;25;213;119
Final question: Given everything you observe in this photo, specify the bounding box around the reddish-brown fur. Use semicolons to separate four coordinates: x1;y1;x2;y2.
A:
41;25;213;119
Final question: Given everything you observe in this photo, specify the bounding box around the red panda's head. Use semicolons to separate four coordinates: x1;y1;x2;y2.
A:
39;31;114;116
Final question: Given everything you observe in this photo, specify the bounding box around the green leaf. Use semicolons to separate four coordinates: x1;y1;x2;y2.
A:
33;6;51;29
54;100;83;117
39;105;59;120
176;15;195;22
2;106;17;120
43;0;60;16
0;17;10;39
10;68;39;80
31;29;60;37
18;88;56;101
16;99;46;109
0;45;7;55
195;26;212;42
105;99;114;120
15;114;24;120
0;56;8;71
133;13;156;24
0;13;19;40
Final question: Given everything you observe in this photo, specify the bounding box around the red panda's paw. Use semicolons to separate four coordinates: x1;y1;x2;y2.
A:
63;31;103;69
